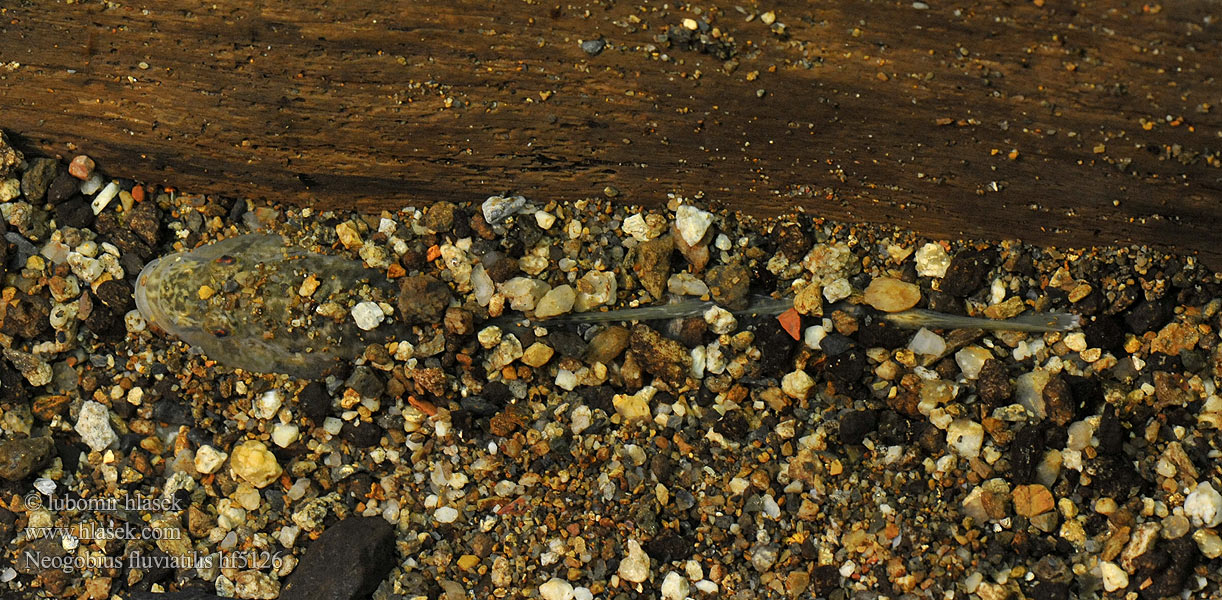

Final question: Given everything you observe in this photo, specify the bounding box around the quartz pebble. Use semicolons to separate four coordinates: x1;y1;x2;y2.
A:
908;328;945;356
229;441;282;488
74;401;117;452
194;445;228;474
482;194;526;224
535;284;576;318
660;572;690;600
863;277;921;312
1184;482;1222;527
539;578;575;600
674;204;714;245
915;242;950;277
351;301;385;330
618;539;651;583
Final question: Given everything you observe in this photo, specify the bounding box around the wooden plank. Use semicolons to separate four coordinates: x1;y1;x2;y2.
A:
2;1;1219;266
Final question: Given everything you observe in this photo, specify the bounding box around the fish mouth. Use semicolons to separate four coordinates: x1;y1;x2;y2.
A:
133;255;163;322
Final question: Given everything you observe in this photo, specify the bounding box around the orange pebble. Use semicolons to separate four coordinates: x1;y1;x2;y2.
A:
777;308;802;341
426;245;442;262
132;185;145;203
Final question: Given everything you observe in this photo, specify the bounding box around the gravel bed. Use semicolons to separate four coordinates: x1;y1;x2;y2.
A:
0;138;1220;599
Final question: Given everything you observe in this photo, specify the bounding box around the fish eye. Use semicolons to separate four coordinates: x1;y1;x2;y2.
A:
216;255;237;265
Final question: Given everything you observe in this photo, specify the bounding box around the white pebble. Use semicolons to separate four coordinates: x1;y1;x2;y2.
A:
434;506;459;523
539;578;575;600
74;401;118;451
271;423;300;448
351;301;386;330
946;419;984;459
1184;482;1222;527
674;204;714;245
534;210;556;229
194;445;229;474
908;328;946;356
915;243;950;278
803;325;827;350
660;572;690;600
79;173;104;195
91;181;119;214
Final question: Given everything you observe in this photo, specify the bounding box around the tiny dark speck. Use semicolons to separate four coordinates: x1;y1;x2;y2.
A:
297;173;317;188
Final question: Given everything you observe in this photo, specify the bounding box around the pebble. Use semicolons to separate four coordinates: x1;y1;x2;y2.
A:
618;539;651;583
539;578;575;600
521;342;554;368
574;271;616;312
535;284;576;318
915;242;950;277
781;370;814;399
90;181;119;214
634;235;673;299
534;210;556;229
68;155;95;180
1014;370;1050;418
1184;482;1222;527
667;272;709;296
20;157;57;202
501;277;550;311
481;194;526;224
703;305;737;334
613;388;653;421
580;38;606;56
0;437;55;480
660;572;690;600
279;517;396;600
73;401;118;451
908;328;946;356
194;445;228;474
351;301;386;330
954;346;992;379
1099;561;1128;592
704;264;750;309
4;348;53;386
79;172;104;195
946;419;984;458
823;278;853;303
397;274;452;322
434;506;459;523
793;282;823;315
674;204;714;245
863;277;921;312
229;440;282;488
622;213;668;241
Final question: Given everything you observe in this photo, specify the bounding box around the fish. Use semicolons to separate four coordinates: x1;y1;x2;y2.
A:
137;234;1079;378
135;234;402;378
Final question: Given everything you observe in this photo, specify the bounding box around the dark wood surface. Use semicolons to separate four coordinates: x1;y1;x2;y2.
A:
2;1;1219;267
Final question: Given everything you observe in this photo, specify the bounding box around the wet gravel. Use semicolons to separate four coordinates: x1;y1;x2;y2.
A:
1;142;1221;599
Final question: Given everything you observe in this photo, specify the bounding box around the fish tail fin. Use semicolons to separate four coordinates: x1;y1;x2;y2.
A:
887;309;1080;332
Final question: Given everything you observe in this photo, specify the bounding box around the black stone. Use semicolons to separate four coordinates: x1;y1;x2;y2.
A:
45;170;80;205
1083;315;1125;352
838;410;877;445
297;382;330;423
824;347;866;384
1124;299;1172;334
279;517;397;600
941;249;994;297
340;421;384;448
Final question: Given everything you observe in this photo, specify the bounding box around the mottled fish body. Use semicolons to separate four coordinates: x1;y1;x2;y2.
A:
135;234;400;377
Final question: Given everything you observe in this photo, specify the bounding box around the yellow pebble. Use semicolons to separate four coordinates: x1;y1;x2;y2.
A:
197;285;215;300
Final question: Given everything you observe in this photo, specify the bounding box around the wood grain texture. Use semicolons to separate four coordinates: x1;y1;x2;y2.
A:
2;1;1219;266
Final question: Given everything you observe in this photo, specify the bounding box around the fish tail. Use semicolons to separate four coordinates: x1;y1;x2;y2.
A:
885;309;1080;332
